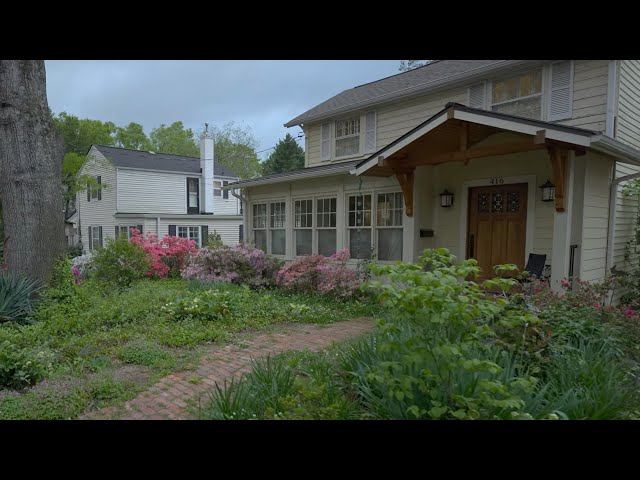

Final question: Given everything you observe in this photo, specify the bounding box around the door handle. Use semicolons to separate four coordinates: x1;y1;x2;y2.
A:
469;234;474;258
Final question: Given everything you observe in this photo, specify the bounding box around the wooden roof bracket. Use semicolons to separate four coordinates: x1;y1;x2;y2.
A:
393;167;415;217
548;145;568;212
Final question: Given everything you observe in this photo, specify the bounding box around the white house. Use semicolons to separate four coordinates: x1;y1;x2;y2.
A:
77;132;243;251
224;60;640;293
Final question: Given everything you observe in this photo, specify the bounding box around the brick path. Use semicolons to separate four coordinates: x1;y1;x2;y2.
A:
80;318;375;420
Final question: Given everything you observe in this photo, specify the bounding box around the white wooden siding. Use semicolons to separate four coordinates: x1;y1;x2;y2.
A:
157;218;242;246
580;153;613;282
558;60;609;132
77;147;118;253
615;60;640;149
213;178;242;215
117;169;189;214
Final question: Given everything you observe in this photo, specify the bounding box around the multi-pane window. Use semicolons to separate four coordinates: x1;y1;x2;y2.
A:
214;180;222;197
294;199;313;256
270;202;286;255
335;117;361;157
187;178;199;209
90;226;102;251
118;225;141;238
252;203;267;252
491;68;543;120
347;194;372;259
317;197;337;257
88;175;101;201
376;192;403;261
178;226;200;247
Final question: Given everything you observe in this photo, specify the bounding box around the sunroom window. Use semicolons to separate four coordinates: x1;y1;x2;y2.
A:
252;203;267;252
491;68;543;120
316;197;337;257
376;192;403;261
347;194;372;259
294;199;313;256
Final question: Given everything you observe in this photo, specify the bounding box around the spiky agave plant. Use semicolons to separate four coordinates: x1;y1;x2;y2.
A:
0;271;41;323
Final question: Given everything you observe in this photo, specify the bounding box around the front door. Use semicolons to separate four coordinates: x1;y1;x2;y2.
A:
467;183;528;278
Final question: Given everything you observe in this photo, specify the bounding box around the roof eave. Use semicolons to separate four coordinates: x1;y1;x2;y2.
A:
591;135;640;166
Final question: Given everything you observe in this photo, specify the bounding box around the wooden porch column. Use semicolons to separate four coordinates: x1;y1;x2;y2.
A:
548;145;569;212
393;167;415;217
550;151;575;293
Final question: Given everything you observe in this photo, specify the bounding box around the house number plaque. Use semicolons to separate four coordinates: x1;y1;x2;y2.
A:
489;177;504;185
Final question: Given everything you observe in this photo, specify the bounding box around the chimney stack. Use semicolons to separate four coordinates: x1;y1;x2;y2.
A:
199;124;214;214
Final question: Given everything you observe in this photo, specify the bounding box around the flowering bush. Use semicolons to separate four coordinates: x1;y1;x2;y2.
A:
275;249;362;300
129;229;197;278
70;253;94;281
181;244;282;287
161;289;233;322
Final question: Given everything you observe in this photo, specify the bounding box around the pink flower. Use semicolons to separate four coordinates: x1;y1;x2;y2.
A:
624;309;635;317
593;304;601;310
561;280;571;288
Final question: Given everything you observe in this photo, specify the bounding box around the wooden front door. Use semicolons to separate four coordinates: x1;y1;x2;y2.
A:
467;183;528;278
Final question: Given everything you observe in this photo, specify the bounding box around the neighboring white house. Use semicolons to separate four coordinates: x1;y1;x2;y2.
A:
77;133;243;252
224;60;640;293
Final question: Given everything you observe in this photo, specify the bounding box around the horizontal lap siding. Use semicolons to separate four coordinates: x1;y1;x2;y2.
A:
613;162;640;272
580;154;612;282
558;60;609;132
214;177;242;215
158;218;243;246
616;60;640;150
77;147;118;254
117;169;187;214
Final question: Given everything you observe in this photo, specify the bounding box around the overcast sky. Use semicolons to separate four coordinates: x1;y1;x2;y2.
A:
45;60;400;159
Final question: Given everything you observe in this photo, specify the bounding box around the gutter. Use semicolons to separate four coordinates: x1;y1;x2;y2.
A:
605;167;640;275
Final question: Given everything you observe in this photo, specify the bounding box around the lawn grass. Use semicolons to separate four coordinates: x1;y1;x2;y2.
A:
0;279;379;419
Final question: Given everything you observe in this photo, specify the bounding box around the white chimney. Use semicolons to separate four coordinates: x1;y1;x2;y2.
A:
199;124;214;214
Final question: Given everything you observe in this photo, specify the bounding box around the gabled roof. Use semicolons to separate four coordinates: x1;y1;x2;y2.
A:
284;60;533;127
92;145;239;178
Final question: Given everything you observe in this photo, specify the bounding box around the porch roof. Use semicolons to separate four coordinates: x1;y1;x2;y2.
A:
353;102;640;176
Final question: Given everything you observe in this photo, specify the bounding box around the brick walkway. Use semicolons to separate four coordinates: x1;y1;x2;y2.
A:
80;318;375;420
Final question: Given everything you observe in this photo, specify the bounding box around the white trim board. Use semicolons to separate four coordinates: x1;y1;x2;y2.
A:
458;175;537;267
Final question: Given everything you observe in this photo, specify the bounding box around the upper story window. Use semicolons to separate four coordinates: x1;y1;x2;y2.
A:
214;180;222;197
335;117;361;157
87;175;101;202
187;177;199;214
490;68;543;120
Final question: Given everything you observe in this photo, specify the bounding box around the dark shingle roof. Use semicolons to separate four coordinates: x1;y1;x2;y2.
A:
285;60;527;127
92;145;238;178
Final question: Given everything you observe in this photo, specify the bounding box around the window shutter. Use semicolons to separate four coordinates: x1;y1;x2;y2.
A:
87;182;91;202
88;226;93;250
364;112;376;153
201;226;208;246
169;225;176;236
115;226;120;238
97;176;102;200
548;61;573;121
239;224;244;242
468;82;486;109
223;181;229;199
321;123;331;161
136;224;143;235
99;226;103;248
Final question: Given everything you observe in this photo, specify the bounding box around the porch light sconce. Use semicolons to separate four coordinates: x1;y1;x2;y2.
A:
539;179;555;202
440;189;454;207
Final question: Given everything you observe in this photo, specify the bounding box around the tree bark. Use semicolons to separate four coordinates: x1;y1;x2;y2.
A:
0;60;64;284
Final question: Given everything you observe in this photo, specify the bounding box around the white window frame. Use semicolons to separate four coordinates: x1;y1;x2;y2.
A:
269;201;287;256
346;192;373;260
118;225;141;238
375;192;404;262
315;196;337;258
333;114;364;160
252;203;268;252
345;189;404;263
90;225;101;251
90;175;100;200
177;225;202;247
214;180;222;197
488;67;544;120
294;198;313;257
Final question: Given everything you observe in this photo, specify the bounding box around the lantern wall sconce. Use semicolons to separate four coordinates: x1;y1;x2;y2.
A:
440;189;454;207
539;179;555;202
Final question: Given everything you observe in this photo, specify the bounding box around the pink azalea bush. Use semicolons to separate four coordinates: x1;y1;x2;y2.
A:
181;244;282;287
129;229;197;278
275;248;362;300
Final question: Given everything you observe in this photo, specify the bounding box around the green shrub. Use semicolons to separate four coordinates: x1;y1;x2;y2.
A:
161;289;232;322
0;340;54;389
91;236;151;288
0;270;41;324
203;230;224;248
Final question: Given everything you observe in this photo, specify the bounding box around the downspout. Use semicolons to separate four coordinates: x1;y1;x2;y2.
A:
605;166;640;274
231;188;248;242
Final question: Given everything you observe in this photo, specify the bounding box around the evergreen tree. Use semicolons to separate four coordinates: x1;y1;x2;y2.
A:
262;133;305;175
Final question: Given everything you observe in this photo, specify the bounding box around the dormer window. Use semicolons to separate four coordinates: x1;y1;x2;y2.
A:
490;68;543;120
335;117;361;157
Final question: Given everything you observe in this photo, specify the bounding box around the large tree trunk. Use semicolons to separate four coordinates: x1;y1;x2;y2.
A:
0;60;64;284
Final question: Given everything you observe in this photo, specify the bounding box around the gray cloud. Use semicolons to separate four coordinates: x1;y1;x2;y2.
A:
45;60;400;159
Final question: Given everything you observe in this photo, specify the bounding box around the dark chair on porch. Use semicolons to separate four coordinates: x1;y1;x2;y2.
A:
519;253;548;291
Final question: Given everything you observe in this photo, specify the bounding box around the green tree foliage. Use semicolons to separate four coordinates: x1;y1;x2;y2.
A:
148;121;199;157
211;121;262;179
398;60;429;72
262;133;305;175
52;112;117;155
115;122;151;150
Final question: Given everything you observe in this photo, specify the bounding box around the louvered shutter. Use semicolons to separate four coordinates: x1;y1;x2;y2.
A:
201;226;208;247
468;82;486;109
99;226;103;248
88;226;93;250
169;225;177;236
364;112;376;153
97;176;102;200
115;226;120;238
321;123;331;161
239;224;244;242
87;182;91;202
223;181;229;199
136;224;143;235
548;61;573;121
